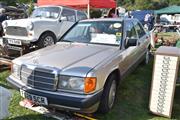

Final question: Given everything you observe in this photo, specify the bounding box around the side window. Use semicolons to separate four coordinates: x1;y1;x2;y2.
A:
134;21;146;38
61;8;76;22
125;21;138;39
77;11;87;21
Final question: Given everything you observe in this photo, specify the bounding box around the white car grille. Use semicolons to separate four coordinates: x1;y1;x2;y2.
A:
6;26;28;36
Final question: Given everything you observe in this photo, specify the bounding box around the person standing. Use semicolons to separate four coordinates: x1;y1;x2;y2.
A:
148;13;154;30
144;13;150;30
0;8;7;23
0;8;7;36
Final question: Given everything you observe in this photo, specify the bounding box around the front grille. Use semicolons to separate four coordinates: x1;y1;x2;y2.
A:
6;26;28;36
20;65;57;91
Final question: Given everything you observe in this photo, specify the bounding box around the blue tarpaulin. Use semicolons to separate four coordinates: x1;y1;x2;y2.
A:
131;10;154;25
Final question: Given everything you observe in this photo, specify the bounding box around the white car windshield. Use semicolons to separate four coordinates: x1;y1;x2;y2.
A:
62;21;122;45
31;7;60;19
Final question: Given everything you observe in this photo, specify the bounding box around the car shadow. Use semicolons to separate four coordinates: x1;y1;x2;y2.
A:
7;114;56;120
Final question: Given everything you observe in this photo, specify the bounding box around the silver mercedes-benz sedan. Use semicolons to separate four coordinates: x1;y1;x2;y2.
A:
7;18;150;113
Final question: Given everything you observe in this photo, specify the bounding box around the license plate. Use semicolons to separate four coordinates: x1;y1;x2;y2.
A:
20;89;48;105
8;39;22;45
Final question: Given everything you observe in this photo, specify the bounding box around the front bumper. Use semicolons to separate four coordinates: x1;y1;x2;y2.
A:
7;75;103;113
2;37;37;57
3;37;36;46
3;35;37;43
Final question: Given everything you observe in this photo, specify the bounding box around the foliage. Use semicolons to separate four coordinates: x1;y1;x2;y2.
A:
117;0;180;10
90;9;102;18
0;0;16;6
0;0;31;6
28;0;34;16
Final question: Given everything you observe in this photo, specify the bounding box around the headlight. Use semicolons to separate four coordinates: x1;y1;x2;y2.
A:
11;63;20;78
58;76;84;92
2;21;8;28
58;76;96;93
27;22;34;30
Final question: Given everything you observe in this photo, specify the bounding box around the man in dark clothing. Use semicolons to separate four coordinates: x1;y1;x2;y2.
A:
0;8;7;36
0;8;7;22
148;13;154;30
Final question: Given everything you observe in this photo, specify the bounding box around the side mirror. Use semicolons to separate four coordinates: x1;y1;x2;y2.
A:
125;37;137;48
59;16;67;22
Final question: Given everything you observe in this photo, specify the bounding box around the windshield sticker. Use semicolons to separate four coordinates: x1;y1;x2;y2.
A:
113;23;122;29
116;32;122;36
90;33;119;45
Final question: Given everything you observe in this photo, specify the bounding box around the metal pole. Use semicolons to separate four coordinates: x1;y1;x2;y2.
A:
87;1;90;18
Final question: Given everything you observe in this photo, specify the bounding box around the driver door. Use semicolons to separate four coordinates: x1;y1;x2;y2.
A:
57;8;76;39
133;20;149;60
119;20;139;77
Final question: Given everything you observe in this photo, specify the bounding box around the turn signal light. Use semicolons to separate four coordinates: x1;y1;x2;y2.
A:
84;77;96;93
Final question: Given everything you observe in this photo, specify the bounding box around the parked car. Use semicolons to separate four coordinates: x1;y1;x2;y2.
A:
2;5;87;57
7;18;150;113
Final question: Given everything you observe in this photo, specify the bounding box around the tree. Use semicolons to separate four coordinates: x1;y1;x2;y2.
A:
117;0;179;10
28;0;34;16
0;0;33;6
0;0;16;6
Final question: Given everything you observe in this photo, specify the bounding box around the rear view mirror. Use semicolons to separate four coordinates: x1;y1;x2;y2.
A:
125;37;137;48
59;16;67;22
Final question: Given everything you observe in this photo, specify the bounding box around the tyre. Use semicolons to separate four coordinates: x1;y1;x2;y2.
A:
37;32;56;48
98;74;117;113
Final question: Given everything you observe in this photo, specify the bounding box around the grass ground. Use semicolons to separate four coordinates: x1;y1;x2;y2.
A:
1;59;180;120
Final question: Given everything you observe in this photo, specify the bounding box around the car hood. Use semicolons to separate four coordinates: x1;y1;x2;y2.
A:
14;42;119;77
5;18;55;28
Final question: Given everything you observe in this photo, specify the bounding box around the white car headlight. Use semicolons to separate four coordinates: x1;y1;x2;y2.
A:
27;22;34;30
58;75;97;93
11;64;20;78
58;76;84;92
2;21;8;28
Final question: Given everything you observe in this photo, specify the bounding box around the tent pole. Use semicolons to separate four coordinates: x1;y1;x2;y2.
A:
87;2;90;18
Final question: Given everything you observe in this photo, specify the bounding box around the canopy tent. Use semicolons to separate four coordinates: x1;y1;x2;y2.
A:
37;0;116;18
155;5;180;15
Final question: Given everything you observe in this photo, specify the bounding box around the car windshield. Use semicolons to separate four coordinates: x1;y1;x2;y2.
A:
31;7;60;19
62;21;122;46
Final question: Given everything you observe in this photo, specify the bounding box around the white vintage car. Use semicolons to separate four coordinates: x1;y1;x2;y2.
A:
7;18;150;113
2;6;87;56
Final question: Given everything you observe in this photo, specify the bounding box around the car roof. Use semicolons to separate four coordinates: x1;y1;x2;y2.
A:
80;18;138;22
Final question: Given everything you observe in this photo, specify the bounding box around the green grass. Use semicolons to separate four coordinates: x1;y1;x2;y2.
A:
1;59;180;120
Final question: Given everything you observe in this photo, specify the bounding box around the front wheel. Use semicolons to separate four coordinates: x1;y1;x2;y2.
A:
98;74;117;113
37;33;56;49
